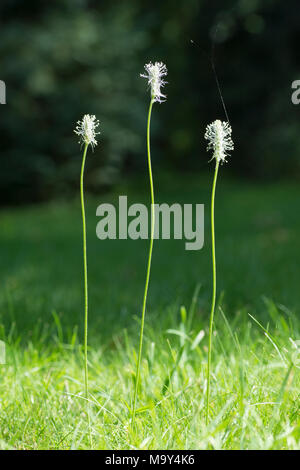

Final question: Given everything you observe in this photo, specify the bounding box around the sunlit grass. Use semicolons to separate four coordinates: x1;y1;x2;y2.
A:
0;298;299;450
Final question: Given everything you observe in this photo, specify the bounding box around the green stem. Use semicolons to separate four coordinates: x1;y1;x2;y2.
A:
80;143;89;400
80;143;92;446
133;99;155;423
206;160;219;425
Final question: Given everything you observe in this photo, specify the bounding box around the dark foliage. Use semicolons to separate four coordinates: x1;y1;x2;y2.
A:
0;0;300;204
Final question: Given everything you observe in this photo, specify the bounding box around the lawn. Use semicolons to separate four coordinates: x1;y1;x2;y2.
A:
0;172;299;449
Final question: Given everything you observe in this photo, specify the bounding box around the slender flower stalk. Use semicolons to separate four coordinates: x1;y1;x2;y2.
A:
80;143;89;400
74;114;100;401
204;120;233;424
132;62;167;423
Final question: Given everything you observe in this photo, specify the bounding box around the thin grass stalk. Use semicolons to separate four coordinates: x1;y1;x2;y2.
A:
80;142;89;400
80;142;93;447
206;160;219;424
133;99;155;423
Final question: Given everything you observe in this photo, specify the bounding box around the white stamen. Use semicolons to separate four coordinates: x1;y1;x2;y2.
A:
204;120;234;163
140;61;167;103
74;114;100;147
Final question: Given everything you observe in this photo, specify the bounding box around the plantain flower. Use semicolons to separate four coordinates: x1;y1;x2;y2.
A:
140;61;167;103
204;120;234;163
74;114;100;148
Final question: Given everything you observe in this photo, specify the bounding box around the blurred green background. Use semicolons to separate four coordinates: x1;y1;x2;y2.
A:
1;0;300;204
1;174;300;342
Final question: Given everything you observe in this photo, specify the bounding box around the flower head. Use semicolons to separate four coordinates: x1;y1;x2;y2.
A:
140;61;167;103
74;114;100;148
204;120;234;163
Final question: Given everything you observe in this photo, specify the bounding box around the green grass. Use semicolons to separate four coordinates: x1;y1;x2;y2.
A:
0;172;299;449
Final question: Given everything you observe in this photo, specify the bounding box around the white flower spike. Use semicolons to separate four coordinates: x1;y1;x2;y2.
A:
74;114;100;148
141;61;167;103
204;120;234;163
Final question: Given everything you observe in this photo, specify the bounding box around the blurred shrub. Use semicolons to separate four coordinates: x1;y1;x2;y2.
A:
0;0;147;203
